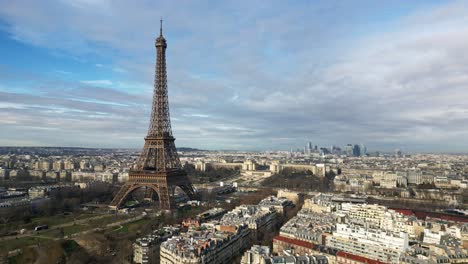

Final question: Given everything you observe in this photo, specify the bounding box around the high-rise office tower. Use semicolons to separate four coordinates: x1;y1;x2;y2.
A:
353;144;361;157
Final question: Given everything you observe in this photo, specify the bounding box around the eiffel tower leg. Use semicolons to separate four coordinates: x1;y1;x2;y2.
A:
158;186;172;210
109;182;133;209
179;184;196;200
144;187;154;202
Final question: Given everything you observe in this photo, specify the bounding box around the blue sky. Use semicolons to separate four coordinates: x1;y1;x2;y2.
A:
0;0;468;152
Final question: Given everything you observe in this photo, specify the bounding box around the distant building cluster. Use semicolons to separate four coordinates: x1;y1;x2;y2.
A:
334;155;467;205
28;184;80;199
1;147;468;264
3;147;466;209
266;194;467;264
194;159;328;179
295;142;367;157
0;149;135;184
0;184;79;210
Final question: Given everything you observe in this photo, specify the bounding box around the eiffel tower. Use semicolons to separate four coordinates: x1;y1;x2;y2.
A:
110;20;196;210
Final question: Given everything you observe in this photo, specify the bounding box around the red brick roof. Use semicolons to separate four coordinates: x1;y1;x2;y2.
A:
273;235;314;249
275;235;387;264
393;208;468;223
337;251;386;264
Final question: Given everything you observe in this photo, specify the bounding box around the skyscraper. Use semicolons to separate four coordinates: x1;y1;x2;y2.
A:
345;144;354;156
353;144;361;157
359;143;367;156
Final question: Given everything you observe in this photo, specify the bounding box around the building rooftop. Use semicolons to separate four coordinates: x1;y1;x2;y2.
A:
219;204;276;227
280;208;335;239
161;225;247;258
135;226;180;247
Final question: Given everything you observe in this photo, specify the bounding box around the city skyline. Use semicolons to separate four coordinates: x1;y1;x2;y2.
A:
1;0;468;152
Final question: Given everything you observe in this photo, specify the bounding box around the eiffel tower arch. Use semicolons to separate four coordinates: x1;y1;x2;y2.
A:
110;20;196;210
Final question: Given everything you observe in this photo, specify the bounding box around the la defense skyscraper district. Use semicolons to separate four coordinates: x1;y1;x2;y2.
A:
110;20;196;210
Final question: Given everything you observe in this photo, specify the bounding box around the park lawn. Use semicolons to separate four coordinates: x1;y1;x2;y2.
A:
86;214;130;227
30;213;96;226
40;224;88;238
0;236;49;254
0;213;97;233
117;218;152;234
62;225;88;236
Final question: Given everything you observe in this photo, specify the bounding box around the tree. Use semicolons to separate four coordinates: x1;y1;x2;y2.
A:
185;164;240;184
60;227;65;238
262;168;327;191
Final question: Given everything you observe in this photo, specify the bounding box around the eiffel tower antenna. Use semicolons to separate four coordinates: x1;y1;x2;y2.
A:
160;17;163;36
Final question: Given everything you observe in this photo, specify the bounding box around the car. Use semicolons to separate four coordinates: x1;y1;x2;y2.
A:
34;225;48;231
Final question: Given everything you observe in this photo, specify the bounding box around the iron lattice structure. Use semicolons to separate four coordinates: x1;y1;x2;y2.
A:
110;20;196;210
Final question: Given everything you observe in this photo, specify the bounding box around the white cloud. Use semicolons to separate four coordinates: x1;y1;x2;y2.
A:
112;67;126;73
54;70;72;75
80;79;113;86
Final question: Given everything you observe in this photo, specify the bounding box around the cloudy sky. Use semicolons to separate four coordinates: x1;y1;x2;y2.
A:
0;0;467;152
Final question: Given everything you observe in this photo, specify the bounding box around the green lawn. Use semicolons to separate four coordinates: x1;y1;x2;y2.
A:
0;237;49;254
17;215;134;239
30;213;96;226
0;213;140;256
39;224;88;238
86;214;129;227
117;218;152;234
0;213;97;233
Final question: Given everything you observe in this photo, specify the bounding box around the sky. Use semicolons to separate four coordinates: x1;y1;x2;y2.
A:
0;0;468;152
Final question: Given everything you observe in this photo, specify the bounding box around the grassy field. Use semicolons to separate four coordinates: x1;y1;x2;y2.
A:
0;213;98;233
39;224;89;238
86;214;130;227
5;240;87;264
31;214;86;225
0;212;145;262
36;214;136;238
117;218;152;234
0;236;50;253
